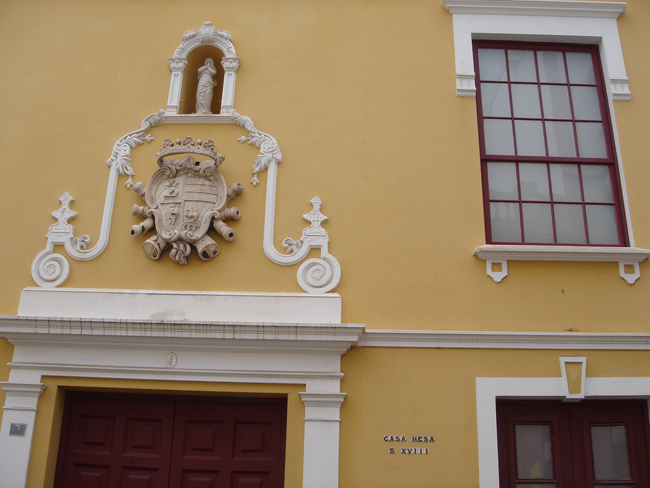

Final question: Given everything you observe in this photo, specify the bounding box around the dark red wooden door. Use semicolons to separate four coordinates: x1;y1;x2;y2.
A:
169;400;287;488
56;394;287;488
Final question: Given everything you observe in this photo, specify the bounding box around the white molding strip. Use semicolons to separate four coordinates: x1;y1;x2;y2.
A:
474;245;650;284
442;0;630;100
358;329;650;350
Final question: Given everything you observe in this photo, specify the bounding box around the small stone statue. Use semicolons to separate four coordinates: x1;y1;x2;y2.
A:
195;58;217;114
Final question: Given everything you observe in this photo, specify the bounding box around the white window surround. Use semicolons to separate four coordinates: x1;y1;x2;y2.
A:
442;0;650;283
0;288;363;488
442;0;630;100
476;374;650;488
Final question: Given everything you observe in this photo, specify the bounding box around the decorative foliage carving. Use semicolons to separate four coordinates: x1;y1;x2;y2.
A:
107;109;166;188
180;22;232;46
232;110;283;186
130;138;242;265
175;22;236;57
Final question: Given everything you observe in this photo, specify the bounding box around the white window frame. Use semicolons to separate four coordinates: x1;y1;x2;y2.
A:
442;0;650;283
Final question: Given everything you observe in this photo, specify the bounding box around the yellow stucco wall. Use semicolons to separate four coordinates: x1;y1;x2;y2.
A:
339;347;650;487
0;0;649;486
1;0;648;331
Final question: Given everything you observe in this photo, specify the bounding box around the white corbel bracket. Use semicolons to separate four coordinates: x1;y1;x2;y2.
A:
474;245;650;284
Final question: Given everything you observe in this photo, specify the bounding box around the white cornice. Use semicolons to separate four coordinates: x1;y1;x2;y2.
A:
0;316;364;355
359;330;650;350
442;0;627;18
474;245;650;263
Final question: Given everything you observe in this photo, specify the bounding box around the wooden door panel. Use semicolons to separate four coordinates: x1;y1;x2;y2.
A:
230;472;269;488
233;422;274;459
180;420;225;460
179;470;220;487
71;465;110;488
169;400;286;488
57;395;287;488
119;467;162;488
57;396;175;488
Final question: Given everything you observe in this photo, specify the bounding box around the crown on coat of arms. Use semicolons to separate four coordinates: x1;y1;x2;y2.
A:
157;137;224;166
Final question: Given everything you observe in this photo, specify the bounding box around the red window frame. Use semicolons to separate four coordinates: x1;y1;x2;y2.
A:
497;400;650;488
473;41;628;246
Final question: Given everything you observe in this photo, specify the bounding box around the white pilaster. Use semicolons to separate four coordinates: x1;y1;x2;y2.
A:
0;382;46;488
300;392;346;488
166;58;188;114
220;57;239;114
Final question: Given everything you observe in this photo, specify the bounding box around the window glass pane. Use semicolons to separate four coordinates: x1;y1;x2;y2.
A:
485;119;515;155
582;165;614;203
586;205;620;244
508;49;537;82
481;83;511;117
554;204;587;244
576;122;608;158
488;162;519;200
520;163;550;201
546;121;577;157
537;51;566;83
550;164;581;202
478;48;508;81
512;84;541;118
591;425;631;481
523;204;554;243
515;120;546;156
571;86;602;121
566;51;596;84
515;424;555;479
490;202;522;242
541;85;572;119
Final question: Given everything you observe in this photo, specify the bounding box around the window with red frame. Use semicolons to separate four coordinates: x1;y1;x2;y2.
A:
474;42;627;246
497;400;650;488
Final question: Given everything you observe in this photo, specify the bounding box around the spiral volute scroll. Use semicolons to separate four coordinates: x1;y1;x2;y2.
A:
297;255;341;293
32;250;71;288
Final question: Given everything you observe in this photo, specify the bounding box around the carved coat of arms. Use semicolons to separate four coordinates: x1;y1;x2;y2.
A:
131;137;242;265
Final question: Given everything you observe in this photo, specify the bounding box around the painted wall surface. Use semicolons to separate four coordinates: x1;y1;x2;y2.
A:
1;0;649;331
339;347;650;487
0;0;649;487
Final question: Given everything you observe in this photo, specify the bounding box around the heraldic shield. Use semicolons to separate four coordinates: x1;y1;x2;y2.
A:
131;138;243;265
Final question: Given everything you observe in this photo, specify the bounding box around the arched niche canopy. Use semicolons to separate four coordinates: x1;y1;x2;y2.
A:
166;21;240;117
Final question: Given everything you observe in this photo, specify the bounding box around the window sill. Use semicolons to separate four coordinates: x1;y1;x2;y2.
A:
473;245;650;284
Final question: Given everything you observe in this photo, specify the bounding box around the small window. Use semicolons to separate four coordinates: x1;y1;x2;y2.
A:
497;401;650;487
474;42;627;246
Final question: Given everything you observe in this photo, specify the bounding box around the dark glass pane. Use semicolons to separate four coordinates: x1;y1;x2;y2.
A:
490;202;522;242
515;424;555;479
478;48;508;81
481;82;511;117
591;425;631;481
509;49;537;82
488;162;519;200
537;51;566;83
